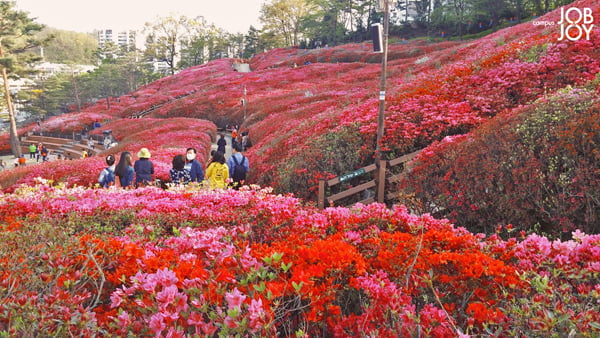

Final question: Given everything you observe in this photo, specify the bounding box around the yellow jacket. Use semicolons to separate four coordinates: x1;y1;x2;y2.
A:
205;162;229;189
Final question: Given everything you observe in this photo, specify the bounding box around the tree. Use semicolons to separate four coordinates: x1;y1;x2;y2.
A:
260;0;317;47
36;28;97;65
243;26;263;58
144;15;195;75
0;1;48;157
26;73;70;117
179;16;211;68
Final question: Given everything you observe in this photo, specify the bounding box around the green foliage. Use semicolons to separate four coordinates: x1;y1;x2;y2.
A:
499;264;600;336
0;218;107;335
36;28;97;64
403;86;600;235
519;43;549;63
275;124;366;199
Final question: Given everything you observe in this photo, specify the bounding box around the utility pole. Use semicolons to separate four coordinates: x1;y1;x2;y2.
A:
375;0;393;202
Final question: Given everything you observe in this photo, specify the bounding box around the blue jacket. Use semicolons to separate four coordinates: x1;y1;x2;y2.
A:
118;166;134;188
185;159;204;182
134;158;154;184
227;153;249;178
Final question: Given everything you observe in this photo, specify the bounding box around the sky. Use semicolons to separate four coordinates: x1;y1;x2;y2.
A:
14;0;265;34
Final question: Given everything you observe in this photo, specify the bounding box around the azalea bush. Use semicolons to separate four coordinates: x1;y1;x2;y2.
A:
3;1;598;201
401;86;600;235
0;183;598;336
0;118;215;191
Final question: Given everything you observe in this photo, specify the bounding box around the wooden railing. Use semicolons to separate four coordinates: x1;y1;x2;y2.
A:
317;149;422;209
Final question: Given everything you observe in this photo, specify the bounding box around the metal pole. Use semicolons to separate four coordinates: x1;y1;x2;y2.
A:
375;0;390;201
376;1;390;160
243;85;247;121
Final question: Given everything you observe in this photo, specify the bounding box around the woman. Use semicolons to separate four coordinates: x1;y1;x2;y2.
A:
134;148;154;187
170;154;191;185
115;151;134;188
184;147;204;182
217;134;227;154
205;151;229;189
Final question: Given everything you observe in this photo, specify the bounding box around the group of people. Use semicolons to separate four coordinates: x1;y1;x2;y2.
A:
28;143;49;163
98;148;157;188
98;145;250;189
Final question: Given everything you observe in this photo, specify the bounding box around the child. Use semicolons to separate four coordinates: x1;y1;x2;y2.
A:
98;154;116;188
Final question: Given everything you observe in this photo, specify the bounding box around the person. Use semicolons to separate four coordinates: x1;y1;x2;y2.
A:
241;133;249;151
0;159;5;170
170;154;191;185
103;136;112;150
98;154;116;188
41;146;49;162
115;151;134;188
134;147;154;187
18;155;26;166
87;137;95;154
82;150;88;159
184;147;204;182
205;151;229;189
206;150;216;167
217;134;227;154
231;128;239;150
36;142;43;162
227;143;249;188
29;143;37;159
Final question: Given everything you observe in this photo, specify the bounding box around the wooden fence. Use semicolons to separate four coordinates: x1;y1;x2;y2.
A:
317;149;422;209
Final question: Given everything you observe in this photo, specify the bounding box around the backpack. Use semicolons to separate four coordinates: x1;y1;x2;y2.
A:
231;155;247;182
100;167;115;188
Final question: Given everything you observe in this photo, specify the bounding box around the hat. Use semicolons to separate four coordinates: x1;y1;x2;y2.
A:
138;148;151;158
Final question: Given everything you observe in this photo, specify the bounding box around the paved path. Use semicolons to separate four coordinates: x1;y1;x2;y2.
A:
210;132;232;159
0;152;59;172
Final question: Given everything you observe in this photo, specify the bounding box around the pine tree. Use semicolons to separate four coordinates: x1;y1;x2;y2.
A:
0;1;47;157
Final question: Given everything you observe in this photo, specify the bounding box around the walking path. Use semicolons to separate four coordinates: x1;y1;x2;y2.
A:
0;152;56;171
0;131;234;173
210;132;232;159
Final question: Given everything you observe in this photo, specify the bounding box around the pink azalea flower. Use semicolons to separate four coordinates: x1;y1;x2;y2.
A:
200;322;218;335
117;311;131;328
155;285;178;305
110;289;124;308
224;315;239;329
225;287;247;310
154;268;179;287
148;313;166;335
248;298;266;330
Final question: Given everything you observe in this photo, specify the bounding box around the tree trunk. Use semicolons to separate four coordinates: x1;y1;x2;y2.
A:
0;45;21;157
71;71;81;113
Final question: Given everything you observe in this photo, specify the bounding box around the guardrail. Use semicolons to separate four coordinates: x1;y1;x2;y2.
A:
317;149;422;209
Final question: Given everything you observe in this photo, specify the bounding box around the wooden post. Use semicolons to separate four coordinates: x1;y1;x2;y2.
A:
318;178;326;209
377;159;387;203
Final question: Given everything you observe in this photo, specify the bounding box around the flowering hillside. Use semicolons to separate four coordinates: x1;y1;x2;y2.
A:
0;1;598;335
1;1;599;202
1;183;598;336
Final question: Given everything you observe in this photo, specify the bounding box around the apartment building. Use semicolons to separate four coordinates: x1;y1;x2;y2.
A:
96;29;137;51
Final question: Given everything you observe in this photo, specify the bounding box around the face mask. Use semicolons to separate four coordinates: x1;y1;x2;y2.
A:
186;153;196;161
